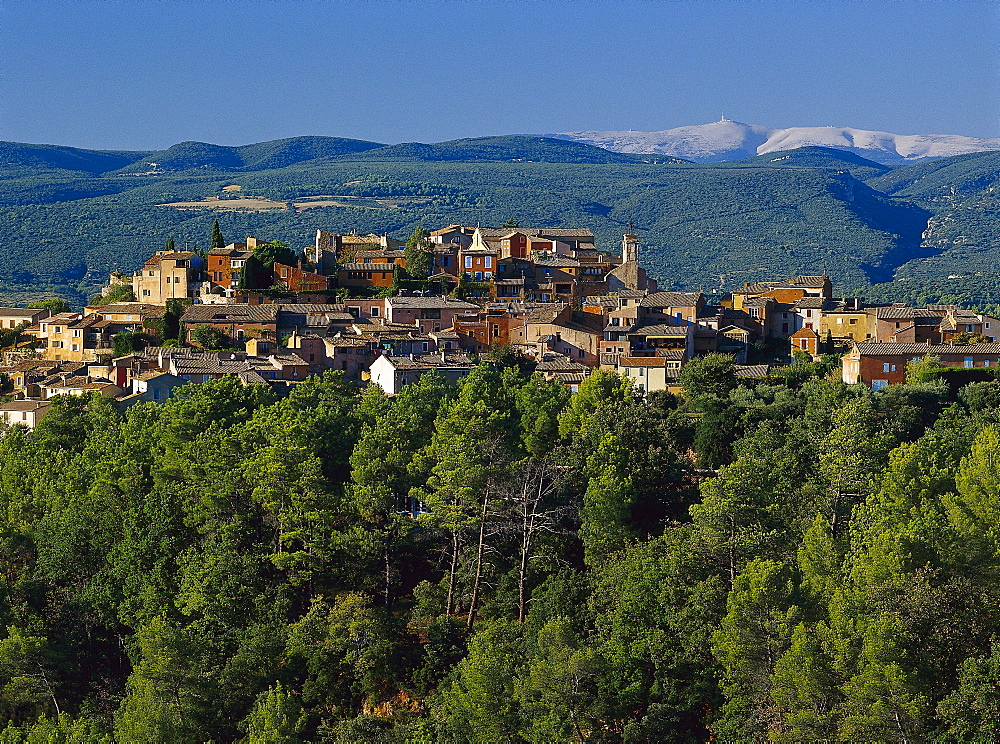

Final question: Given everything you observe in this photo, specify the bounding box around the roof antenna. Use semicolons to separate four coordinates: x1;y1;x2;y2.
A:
720;112;727;122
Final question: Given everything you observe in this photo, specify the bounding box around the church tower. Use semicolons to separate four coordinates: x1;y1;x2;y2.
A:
622;223;640;264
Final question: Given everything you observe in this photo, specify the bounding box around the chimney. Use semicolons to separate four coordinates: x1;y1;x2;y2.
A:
441;349;447;361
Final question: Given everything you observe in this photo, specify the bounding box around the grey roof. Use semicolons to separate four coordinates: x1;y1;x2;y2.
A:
640;291;703;309
535;258;581;268
792;297;827;309
852;342;937;355
278;303;346;313
382;352;476;370
0;307;46;317
856;342;1000;356
628;324;691;336
735;364;772;377
474;227;596;239
181;304;278;323
386;296;479;310
0;400;51;412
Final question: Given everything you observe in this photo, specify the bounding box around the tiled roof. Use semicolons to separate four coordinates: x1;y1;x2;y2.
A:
619;356;671;367
144;251;197;266
0;400;50;412
743;296;775;307
474;227;596;239
354;249;405;259
792;297;826;309
0;308;44;317
535;258;581;268
853;342;936;355
554;372;588;383
387;296;479;310
91;303;164;315
383;352;476;370
278;304;346;313
340;263;396;272
876;307;941;320
735;364;772;377
640;291;702;308
181;304;278;323
629;324;690;336
787;275;830;288
535;358;589;372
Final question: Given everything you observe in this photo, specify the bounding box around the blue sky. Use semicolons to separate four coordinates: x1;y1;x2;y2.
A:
1;0;996;150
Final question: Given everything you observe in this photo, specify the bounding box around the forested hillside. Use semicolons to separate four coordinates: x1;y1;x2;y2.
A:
3;137;998;306
2;357;1000;741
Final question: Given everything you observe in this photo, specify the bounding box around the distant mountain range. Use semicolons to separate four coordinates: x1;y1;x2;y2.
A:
548;120;1000;165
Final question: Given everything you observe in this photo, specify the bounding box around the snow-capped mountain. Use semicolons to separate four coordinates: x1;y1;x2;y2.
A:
548;120;1000;165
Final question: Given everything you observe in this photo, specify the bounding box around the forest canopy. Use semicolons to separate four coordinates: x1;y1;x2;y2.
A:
1;357;999;741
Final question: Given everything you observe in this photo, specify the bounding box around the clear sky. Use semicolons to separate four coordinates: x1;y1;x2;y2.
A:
1;0;996;150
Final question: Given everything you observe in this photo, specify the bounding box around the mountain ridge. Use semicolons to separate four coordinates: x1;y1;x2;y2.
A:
548;120;1000;165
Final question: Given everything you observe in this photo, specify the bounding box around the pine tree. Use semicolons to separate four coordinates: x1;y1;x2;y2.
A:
210;220;225;251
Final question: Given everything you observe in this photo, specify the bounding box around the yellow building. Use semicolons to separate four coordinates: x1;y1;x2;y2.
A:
33;313;105;362
820;307;871;342
132;251;203;304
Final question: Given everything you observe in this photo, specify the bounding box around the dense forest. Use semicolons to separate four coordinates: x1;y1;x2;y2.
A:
1;354;999;742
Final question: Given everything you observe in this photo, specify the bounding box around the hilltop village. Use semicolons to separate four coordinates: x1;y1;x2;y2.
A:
0;222;998;427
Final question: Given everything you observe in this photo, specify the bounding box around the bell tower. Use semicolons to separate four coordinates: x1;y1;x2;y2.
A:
622;221;639;263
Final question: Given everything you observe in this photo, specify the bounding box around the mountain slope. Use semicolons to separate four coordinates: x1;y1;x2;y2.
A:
346;136;669;164
552;121;1000;165
113;136;386;174
0;142;150;176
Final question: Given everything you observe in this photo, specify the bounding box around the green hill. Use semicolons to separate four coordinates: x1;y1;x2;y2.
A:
0;137;995;306
718;146;892;181
0;141;149;177
345;136;662;164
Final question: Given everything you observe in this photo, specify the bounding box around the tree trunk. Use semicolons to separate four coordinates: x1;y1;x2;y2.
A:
466;489;491;628
446;530;459;615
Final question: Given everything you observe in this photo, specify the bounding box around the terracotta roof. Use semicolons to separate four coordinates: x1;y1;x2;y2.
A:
340;263;396;271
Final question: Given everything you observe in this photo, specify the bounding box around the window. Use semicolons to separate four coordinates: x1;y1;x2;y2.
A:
638;367;645;376
543;268;553;277
485;256;493;269
148;271;154;277
421;342;428;352
441;256;451;267
73;329;80;337
370;306;379;317
872;380;888;391
850;319;857;324
837;317;844;324
465;256;473;269
142;290;151;297
71;344;79;352
153;388;161;401
883;363;891;373
579;349;585;358
965;357;974;368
